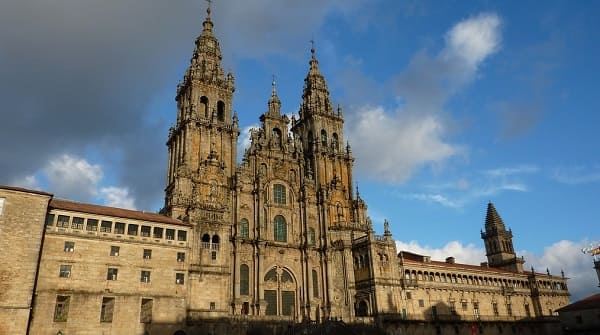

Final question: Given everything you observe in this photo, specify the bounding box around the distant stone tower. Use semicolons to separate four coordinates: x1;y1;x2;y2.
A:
481;202;525;273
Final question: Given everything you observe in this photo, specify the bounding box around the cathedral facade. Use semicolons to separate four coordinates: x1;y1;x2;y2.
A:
0;6;570;335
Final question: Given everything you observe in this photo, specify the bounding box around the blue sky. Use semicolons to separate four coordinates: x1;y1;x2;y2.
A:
1;0;598;300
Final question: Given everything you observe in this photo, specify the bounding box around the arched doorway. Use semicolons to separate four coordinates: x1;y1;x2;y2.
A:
355;300;369;316
263;267;296;317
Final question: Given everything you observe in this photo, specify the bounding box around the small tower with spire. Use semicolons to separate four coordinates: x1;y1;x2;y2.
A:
481;202;525;273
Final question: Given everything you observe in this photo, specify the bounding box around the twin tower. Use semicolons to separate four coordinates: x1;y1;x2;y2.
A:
160;5;524;322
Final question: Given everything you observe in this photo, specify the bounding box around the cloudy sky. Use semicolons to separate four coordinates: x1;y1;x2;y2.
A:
1;0;599;300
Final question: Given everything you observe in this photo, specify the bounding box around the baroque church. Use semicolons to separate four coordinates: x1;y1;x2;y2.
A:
0;4;570;335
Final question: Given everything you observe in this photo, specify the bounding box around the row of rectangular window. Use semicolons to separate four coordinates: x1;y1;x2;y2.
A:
54;296;154;323
63;242;185;262
59;265;185;284
47;213;187;241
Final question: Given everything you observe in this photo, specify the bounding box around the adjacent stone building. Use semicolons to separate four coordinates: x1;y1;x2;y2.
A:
0;5;571;335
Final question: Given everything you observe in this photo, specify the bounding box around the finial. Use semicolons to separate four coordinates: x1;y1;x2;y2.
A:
271;74;277;96
546;268;550;276
206;0;212;18
531;265;535;273
310;38;316;58
561;269;565;278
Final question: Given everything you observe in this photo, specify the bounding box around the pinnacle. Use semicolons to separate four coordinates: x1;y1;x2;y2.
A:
485;202;506;229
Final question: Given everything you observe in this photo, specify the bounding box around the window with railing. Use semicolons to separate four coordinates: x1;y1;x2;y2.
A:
71;217;84;229
140;270;151;283
178;230;187;241
57;215;70;228
107;268;118;280
166;229;175;240
127;224;138;236
86;218;98;231
153;227;163;238
100;220;112;232
59;265;71;278
141;225;151;237
114;222;125;234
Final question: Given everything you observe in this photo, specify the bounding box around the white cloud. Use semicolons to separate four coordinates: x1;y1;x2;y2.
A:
522;240;599;301
12;153;138;210
349;107;461;183
484;165;539;178
100;187;136;210
396;239;599;301
43;154;103;201
348;13;502;183
443;13;502;69
12;174;40;190
405;193;461;208
552;166;600;185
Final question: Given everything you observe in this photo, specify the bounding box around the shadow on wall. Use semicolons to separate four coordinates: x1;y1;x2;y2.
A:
143;318;385;335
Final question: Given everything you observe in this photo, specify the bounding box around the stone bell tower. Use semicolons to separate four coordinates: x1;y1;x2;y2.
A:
481;202;525;273
163;3;239;316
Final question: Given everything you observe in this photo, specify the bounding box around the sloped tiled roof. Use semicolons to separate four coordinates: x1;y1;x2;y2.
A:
50;199;185;226
556;293;600;312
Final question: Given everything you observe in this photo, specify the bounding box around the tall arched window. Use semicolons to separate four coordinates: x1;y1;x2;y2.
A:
240;264;249;295
320;129;327;146
201;233;210;249
274;215;287;242
312;269;319;298
212;235;220;250
217;101;225;121
200;96;209;118
240;219;249;238
308;228;316;246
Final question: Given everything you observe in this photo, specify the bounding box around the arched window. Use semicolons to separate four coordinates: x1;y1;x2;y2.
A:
320;129;327;146
308;228;316;246
217;101;225;121
240;219;249;238
272;128;282;146
200;96;209;118
201;233;210;249
312;270;319;298
212;235;220;250
240;264;249;295
273;184;286;204
274;215;287;242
